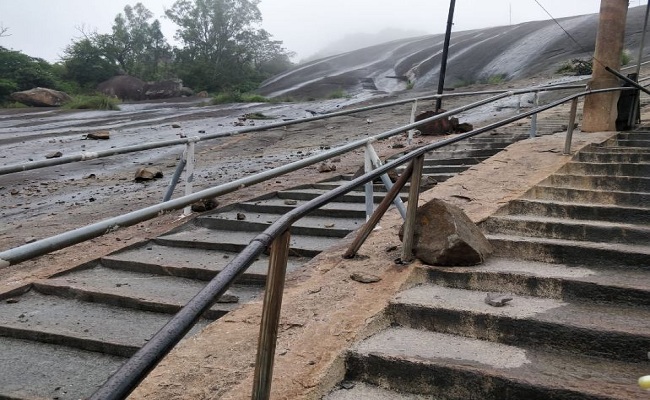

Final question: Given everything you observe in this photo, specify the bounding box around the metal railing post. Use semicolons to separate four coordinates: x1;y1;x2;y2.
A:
364;146;374;220
564;98;580;155
408;99;418;145
401;155;424;263
529;92;539;138
252;230;291;400
162;150;188;202
365;143;407;220
183;139;197;216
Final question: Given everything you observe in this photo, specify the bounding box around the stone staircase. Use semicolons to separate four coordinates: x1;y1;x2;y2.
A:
326;131;650;399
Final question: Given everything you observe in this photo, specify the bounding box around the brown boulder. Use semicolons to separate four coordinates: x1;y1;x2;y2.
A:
87;130;110;140
97;75;145;101
10;87;72;107
415;110;452;135
134;167;163;181
400;199;492;266
144;79;183;100
196;91;209;98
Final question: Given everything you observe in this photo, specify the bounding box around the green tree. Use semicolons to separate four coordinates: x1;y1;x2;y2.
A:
166;0;292;92
61;38;119;89
0;46;63;103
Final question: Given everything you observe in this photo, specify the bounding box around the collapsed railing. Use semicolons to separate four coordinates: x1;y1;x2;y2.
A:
81;85;640;400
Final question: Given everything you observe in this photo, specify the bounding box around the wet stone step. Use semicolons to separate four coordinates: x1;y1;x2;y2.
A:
419;257;650;306
389;284;650;362
576;151;650;163
424;148;502;159
523;186;650;206
558;161;650;176
34;266;262;320
238;198;369;218
100;242;306;283
325;381;432;399
487;233;650;268
0;291;208;357
540;174;650;192
616;139;650;148
277;188;408;203
346;327;648;399
0;336;125;400
157;226;344;257
481;215;650;245
496;198;650;224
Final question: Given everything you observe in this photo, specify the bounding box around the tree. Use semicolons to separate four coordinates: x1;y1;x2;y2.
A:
0;23;9;38
61;38;120;89
166;0;292;92
0;47;60;103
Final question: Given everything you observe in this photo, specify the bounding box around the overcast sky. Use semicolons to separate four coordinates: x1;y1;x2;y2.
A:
0;0;645;63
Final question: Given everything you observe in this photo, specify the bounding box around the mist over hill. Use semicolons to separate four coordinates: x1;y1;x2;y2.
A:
258;6;650;100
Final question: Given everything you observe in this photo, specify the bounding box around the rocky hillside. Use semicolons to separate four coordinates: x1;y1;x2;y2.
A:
258;6;649;99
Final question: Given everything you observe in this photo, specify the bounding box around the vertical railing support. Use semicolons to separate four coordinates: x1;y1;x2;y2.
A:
364;146;374;220
365;143;407;220
183;139;197;216
252;230;291;400
401;155;425;263
408;99;418;146
162;150;188;202
564;98;579;155
529;92;539;138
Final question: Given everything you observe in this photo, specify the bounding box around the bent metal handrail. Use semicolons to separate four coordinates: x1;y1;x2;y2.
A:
88;85;637;400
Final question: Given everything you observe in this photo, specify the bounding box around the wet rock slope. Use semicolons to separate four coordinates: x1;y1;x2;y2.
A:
327;131;650;399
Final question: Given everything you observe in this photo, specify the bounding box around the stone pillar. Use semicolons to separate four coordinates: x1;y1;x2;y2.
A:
582;0;629;132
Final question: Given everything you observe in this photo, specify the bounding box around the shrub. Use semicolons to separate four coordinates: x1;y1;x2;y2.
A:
212;91;271;104
327;89;347;99
62;94;120;110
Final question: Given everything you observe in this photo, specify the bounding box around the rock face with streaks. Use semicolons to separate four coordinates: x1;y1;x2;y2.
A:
400;199;492;266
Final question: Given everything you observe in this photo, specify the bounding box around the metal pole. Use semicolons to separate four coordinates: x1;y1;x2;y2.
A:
564;98;579;155
365;143;407;219
364;146;374;220
436;0;456;111
252;230;291;400
162;151;187;202
629;3;650;127
529;92;539;138
401;155;424;263
408;99;418;145
183;141;196;216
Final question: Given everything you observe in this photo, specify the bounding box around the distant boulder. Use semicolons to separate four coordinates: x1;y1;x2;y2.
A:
144;79;183;100
10;87;72;107
97;75;145;101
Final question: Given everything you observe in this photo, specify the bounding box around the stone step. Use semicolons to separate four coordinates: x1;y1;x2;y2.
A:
0;291;208;358
0;336;125;400
346;327;648;399
558;161;650;177
421;156;488;166
389;284;650;362
487;233;650;267
156;226;343;257
576;150;650;163
497;198;650;224
239;197;368;218
424;148;503;160
482;215;650;245
196;208;362;238
617;132;650;141
523;186;650;206
101;242;306;284
418;258;650;306
592;144;650;154
277;188;408;203
615;139;650;148
540;174;650;192
325;382;431;399
33;266;262;320
310;181;410;193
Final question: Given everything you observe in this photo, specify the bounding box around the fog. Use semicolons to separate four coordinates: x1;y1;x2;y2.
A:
0;0;644;63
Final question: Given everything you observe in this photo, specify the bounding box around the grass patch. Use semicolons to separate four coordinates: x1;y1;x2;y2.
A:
621;49;632;66
486;74;507;85
3;102;29;109
406;80;415;90
244;112;275;120
212;91;271;104
327;89;347;99
63;94;120;110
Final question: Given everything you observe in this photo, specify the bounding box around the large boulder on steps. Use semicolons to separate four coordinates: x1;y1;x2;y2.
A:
400;199;492;266
97;75;145;101
10;87;72;107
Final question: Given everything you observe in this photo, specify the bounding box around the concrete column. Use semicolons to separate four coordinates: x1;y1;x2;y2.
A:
582;0;629;132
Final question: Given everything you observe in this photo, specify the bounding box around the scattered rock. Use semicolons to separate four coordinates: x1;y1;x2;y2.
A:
10;188;20;195
236;213;246;221
420;176;438;191
392;143;405;149
317;162;337;173
196;91;209;98
350;272;382;284
5;298;19;304
84;174;97;179
341;381;356;390
484;293;513;307
45;151;63;159
25;237;37;244
191;198;219;212
171;123;181;129
216;293;239;303
324;223;335;228
284;199;298;205
134;167;163;181
87;130;110;140
10;87;72;107
399;199;492;266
